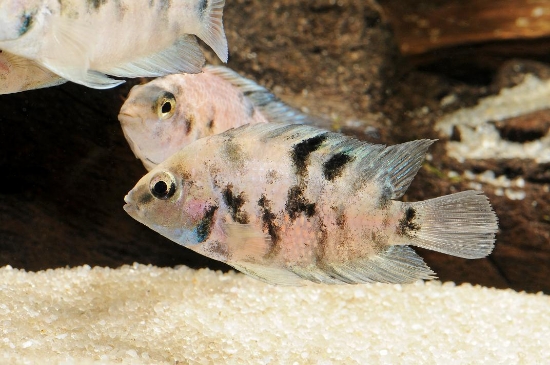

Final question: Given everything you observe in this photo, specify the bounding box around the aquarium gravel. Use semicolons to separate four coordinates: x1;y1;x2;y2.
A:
0;264;548;364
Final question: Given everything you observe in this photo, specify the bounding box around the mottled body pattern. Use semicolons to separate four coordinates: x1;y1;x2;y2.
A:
119;65;309;170
124;123;498;286
0;0;227;88
0;50;65;94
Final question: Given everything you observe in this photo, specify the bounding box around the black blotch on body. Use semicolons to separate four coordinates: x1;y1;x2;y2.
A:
204;240;230;261
335;211;346;229
378;184;393;209
138;193;154;205
158;0;171;12
197;0;208;15
185;115;194;135
207;119;214;131
223;138;245;168
196;205;218;243
291;134;327;177
323;152;353;181
222;185;249;224
285;186;316;220
258;195;281;258
87;0;107;10
396;207;420;237
371;231;388;250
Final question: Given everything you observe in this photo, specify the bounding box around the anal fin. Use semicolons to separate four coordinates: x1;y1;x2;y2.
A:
230;262;306;286
293;245;435;285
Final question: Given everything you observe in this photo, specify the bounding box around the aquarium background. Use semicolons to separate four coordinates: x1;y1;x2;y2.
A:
0;0;549;293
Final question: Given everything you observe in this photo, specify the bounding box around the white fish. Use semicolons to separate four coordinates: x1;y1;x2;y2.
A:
119;65;310;170
0;50;65;94
0;0;228;89
124;123;498;286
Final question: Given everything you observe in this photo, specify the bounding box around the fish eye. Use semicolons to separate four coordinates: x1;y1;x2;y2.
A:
149;171;177;200
156;92;176;120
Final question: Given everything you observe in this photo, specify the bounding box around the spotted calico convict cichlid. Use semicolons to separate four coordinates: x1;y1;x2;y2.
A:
124;123;498;286
0;0;228;89
0;50;65;94
119;65;311;170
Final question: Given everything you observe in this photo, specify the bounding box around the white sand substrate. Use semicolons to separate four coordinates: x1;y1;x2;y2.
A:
0;264;548;364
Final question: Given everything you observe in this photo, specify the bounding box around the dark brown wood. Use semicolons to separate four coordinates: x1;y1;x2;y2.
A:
381;0;550;55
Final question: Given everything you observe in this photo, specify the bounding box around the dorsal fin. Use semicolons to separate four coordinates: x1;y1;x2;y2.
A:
204;65;312;125
195;0;228;62
222;123;433;199
354;139;436;199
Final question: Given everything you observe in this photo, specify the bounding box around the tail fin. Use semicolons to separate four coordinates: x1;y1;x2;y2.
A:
196;0;228;62
404;191;498;259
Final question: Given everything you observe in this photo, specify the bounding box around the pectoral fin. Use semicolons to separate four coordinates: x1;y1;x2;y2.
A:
104;35;205;78
223;223;270;261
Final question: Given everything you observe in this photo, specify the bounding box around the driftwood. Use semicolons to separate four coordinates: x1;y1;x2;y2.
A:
381;0;550;55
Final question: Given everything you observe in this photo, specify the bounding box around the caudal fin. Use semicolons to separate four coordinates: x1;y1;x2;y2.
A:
197;0;228;62
404;191;498;259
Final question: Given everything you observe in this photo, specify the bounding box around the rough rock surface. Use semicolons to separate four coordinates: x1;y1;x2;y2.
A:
0;1;548;292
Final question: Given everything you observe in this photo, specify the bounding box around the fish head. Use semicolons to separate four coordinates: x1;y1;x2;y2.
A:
119;76;201;170
124;153;218;246
0;1;41;41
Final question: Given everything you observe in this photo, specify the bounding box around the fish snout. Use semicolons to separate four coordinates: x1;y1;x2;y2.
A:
117;108;140;126
123;191;139;216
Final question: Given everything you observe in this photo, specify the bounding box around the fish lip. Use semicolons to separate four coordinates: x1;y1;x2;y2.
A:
123;193;138;214
117;111;140;126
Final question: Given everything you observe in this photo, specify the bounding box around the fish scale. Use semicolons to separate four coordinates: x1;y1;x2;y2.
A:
124;122;498;286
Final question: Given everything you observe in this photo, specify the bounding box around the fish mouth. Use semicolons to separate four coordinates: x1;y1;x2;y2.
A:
117;110;141;126
123;193;138;216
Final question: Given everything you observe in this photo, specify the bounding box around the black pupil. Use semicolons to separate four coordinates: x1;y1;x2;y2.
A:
161;101;172;114
153;180;168;196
